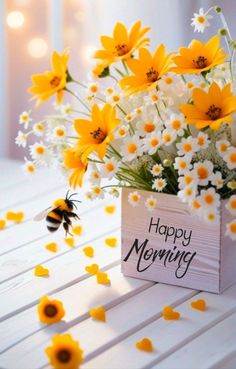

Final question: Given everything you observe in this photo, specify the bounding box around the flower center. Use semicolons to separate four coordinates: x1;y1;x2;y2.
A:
56;129;65;137
150;138;159;147
231;199;236;209
90;127;106;143
57;349;71;363
36;146;45;155
205;194;214;205
198;137;205;146
197;16;205;24
115;44;129;56
144;122;155;133
44;304;58;317
230;223;236;233
27;164;35;172
146;67;159;83
128;143;137;154
106;163;114;171
50;76;61;87
183;143;192;152
172;120;181;130
206;104;222;120
229;153;236;163
197;167;208;179
193;56;208;69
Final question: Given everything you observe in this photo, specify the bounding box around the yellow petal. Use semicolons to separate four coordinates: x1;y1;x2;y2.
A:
0;219;6;230
89;306;106;322
83;246;94;258
64;237;75;247
72;225;83;236
45;242;58;253
104;237;117;248
34;265;49;277
104;205;116;214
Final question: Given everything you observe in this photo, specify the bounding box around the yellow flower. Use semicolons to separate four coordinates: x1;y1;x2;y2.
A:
94;21;150;66
74;103;120;160
45;334;83;369
172;35;227;74
37;296;65;324
180;82;236;130
63;148;87;189
119;46;173;96
92;61;109;78
28;50;70;106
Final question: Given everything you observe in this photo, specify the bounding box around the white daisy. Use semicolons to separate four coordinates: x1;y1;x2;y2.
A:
225;219;236;240
53;125;66;140
100;157;119;179
196;132;210;150
203;209;220;223
105;87;115;96
151;163;164;177
29;142;47;162
136;119;157;136
199;187;220;209
33;122;45;137
225;195;236;216
114;125;129;139
91;186;105;199
19;111;32;129
87;82;99;95
109;188;120;198
15;131;28;147
128;191;141;207
22;158;36;175
189;197;202;213
162;128;177;146
178;185;197;203
145;195;157;211
211;171;224;189
165;113;186;137
142;132;162;155
152;178;167;192
60;103;72;115
89;165;101;184
134;107;143;116
124;113;135;123
216;139;230;157
193;160;214;186
174;156;192;174
223;148;236;169
106;92;121;105
176;137;198;158
178;171;198;189
191;8;212;33
121;136;143;162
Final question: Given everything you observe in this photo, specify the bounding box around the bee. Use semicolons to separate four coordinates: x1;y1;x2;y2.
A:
34;190;81;235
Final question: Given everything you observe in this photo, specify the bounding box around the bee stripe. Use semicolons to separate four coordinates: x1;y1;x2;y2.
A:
47;211;62;222
47;226;59;232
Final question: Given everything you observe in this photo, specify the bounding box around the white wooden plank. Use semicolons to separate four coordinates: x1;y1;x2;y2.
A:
13;284;197;369
0;190;119;256
211;353;236;369
152;312;236;369
0;264;152;358
0;229;121;322
0;160;26;190
0;200;120;282
82;284;236;369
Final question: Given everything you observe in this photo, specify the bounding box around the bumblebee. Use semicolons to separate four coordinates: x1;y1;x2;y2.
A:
35;191;81;235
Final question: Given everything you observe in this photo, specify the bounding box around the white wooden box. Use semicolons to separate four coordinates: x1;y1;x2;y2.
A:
121;188;236;293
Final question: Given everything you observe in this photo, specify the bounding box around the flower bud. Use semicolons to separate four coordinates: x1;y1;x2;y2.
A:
163;158;172;167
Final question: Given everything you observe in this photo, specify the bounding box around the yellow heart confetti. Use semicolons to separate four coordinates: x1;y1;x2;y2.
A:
64;237;75;247
104;205;116;214
72;225;83;236
83;246;94;258
34;265;49;277
14;212;25;223
162;306;180;320
89;306;106;322
135;338;153;352
85;264;99;275
45;242;58;253
0;219;6;230
5;211;15;221
190;299;207;311
96;271;110;285
104;237;117;248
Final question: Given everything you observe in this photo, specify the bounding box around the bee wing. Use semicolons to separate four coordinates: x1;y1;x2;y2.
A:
34;207;52;221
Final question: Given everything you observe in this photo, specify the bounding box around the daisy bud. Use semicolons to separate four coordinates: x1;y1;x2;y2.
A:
227;181;236;190
219;28;228;36
163;158;172;167
215;6;222;13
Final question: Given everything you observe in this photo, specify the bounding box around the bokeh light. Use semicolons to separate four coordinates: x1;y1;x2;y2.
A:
7;10;25;29
27;38;48;58
83;45;96;63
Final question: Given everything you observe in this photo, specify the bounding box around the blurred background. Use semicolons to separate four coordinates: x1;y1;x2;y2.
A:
1;0;236;160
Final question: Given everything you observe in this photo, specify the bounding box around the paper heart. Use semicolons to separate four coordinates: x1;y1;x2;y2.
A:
45;242;58;253
14;212;24;223
0;219;6;230
191;299;207;311
96;271;110;285
162;306;180;320
83;246;94;258
64;237;75;247
85;264;99;275
72;225;83;236
135;338;153;352
104;205;116;214
34;265;49;277
89;306;106;322
105;237;117;248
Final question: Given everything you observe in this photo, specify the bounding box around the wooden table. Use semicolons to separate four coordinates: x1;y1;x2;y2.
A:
0;159;236;369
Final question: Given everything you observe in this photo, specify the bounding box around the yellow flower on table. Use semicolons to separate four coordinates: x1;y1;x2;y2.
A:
63;148;87;189
45;334;83;369
28;50;70;106
37;296;65;325
94;21;150;66
172;35;227;74
180;82;236;130
119;46;173;96
74;103;120;161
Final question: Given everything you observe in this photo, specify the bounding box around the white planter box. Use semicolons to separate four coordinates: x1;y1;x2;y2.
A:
121;188;236;293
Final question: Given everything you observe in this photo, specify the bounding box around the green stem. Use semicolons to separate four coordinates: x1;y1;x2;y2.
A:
113;66;125;77
155;103;164;121
122;60;129;75
65;88;91;112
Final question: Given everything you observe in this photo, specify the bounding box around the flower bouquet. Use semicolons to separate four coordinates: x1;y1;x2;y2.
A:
17;5;236;292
